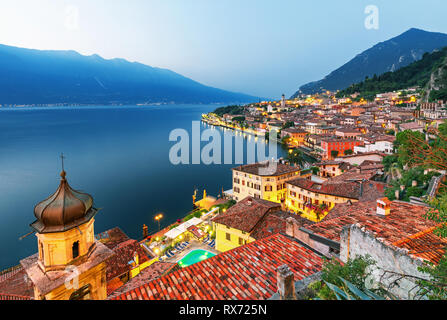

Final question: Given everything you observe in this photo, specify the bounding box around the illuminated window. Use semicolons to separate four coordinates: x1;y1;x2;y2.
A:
226;233;231;241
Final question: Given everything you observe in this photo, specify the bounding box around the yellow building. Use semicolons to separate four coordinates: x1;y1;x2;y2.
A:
285;175;386;222
212;197;283;252
21;169;114;300
232;161;301;203
316;160;352;178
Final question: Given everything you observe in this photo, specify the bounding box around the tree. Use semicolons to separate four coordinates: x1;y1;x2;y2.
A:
394;130;427;167
382;154;399;172
287;148;305;167
282;121;294;130
309;255;381;300
344;149;353;156
331;150;339;159
385;129;395;136
393;121;447;298
281;134;291;146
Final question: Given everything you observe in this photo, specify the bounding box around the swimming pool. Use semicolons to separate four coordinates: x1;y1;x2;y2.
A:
177;249;216;268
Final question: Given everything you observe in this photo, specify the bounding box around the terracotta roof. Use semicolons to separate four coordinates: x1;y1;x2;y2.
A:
0;268;34;299
287;177;386;201
108;262;176;298
315;160;344;166
97;227;130;250
399;122;424;130
106;239;153;281
282;127;308;134
232;161;300;177
212;197;281;233
112;233;323;300
393;227;447;264
337;151;386;159
306;200;433;244
326;170;378;183
249;210;314;240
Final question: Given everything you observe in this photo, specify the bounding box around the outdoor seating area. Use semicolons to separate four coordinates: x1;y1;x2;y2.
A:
159;241;190;261
142;204;230;264
201;235;215;249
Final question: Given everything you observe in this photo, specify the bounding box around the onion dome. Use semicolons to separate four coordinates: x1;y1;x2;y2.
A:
30;170;98;233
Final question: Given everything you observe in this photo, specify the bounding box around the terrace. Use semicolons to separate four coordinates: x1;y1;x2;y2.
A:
140;206;225;267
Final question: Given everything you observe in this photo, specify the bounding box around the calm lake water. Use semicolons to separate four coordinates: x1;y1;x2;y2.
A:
0;104;286;269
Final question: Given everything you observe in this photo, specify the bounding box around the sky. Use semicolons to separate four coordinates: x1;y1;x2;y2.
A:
0;0;446;99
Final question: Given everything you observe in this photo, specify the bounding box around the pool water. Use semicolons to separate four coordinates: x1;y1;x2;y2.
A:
178;249;216;268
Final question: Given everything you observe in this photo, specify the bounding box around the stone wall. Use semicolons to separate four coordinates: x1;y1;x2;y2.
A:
285;217;332;257
340;224;430;299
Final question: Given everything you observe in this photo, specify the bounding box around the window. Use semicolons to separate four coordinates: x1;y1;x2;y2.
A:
40;242;44;262
72;241;80;259
226;233;231;241
238;237;243;245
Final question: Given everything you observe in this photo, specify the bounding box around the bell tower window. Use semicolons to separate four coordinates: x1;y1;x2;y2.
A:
40;242;44;262
72;241;80;259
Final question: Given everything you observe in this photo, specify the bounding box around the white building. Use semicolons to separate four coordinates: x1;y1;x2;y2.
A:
354;139;394;155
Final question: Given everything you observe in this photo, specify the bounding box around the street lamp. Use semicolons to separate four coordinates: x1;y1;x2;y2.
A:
154;213;164;231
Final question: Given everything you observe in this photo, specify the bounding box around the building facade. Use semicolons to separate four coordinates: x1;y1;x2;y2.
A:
232;161;301;203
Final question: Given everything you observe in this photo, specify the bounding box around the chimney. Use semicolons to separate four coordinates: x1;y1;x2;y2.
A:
276;264;296;300
376;197;391;216
285;217;295;238
280;197;286;211
246;198;253;206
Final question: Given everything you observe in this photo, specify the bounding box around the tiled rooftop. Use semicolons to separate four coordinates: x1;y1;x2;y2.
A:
212;196;281;233
106;238;153;281
112;233;323;300
0;267;34;299
306;200;433;244
394;227;447;264
287;177;386;201
108;262;177;299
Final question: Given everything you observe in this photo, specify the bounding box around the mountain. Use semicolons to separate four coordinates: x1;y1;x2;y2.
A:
424;50;447;102
0;44;258;105
291;28;447;97
337;46;447;101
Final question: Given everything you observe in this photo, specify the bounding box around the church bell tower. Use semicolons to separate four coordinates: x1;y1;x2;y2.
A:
21;158;113;300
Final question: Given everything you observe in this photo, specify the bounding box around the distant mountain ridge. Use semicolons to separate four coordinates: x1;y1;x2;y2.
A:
291;28;447;97
336;46;447;101
0;44;258;105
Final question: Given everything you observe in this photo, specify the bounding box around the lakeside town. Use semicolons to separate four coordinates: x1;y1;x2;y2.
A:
1;85;447;301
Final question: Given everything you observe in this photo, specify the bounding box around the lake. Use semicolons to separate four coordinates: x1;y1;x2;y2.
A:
0;104;287;269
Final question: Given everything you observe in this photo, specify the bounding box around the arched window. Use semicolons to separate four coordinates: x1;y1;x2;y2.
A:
72;241;79;259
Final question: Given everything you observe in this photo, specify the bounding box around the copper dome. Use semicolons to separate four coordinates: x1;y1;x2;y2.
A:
30;171;98;233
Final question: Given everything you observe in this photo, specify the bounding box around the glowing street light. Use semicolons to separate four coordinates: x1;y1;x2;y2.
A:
154;213;164;231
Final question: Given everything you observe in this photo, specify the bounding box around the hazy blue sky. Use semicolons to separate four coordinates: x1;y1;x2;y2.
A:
0;0;446;98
